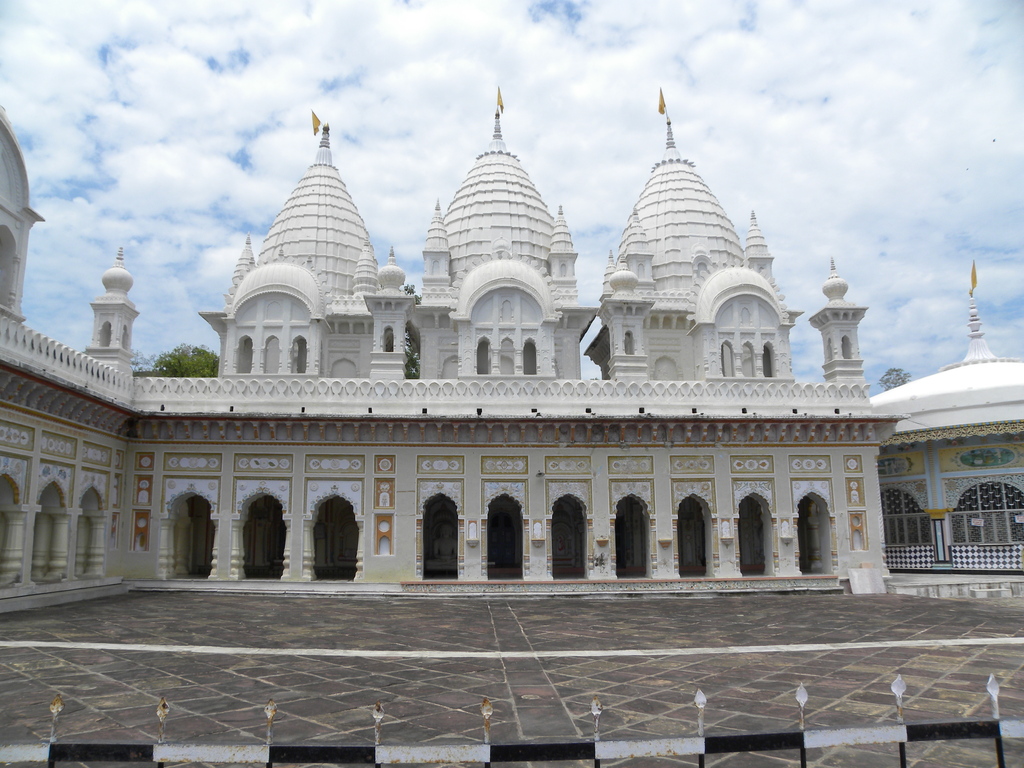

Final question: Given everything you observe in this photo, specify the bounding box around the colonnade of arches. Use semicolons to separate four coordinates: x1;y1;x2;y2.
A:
720;341;775;378
172;491;832;582
234;335;308;374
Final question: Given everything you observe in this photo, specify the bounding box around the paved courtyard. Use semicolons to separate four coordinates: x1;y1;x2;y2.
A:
1;591;1023;767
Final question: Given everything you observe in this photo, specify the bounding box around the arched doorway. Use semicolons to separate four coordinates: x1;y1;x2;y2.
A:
487;494;523;579
313;497;358;580
422;494;458;579
171;496;215;577
677;496;708;576
74;488;103;578
614;496;649;578
32;483;67;583
551;495;586;579
242;495;286;579
738;496;768;575
797;496;830;574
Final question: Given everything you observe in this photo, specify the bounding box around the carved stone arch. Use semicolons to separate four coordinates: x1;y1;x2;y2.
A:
610;480;653;512
944;474;1024;509
77;476;106;510
37;463;73;506
418;480;463;515
885;480;928;511
483;481;526;512
163;478;220;519
791;479;831;509
37;480;66;508
0;473;20;504
306;480;363;520
672;480;715;515
235;479;291;519
0;454;27;504
732;480;773;512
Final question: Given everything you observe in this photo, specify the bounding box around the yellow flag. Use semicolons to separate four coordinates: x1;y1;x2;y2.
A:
312;111;321;136
970;260;977;297
497;87;504;113
658;88;666;115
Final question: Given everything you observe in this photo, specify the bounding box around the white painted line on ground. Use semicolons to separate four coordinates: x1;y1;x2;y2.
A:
3;635;1024;660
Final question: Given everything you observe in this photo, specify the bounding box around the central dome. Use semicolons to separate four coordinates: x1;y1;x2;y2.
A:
624;123;744;293
444;114;554;275
259;126;370;300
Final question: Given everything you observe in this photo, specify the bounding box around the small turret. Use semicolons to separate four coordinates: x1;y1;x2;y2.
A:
422;200;453;301
353;237;379;296
86;247;139;375
744;211;774;278
808;259;867;382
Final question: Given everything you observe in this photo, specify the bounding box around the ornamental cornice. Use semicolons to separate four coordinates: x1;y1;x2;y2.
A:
883;420;1024;446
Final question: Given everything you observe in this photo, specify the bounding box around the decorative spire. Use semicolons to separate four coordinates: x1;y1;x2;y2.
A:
662;120;682;164
551;205;575;254
230;234;256;290
101;246;134;294
353;236;379;296
622;209;653;256
821;257;850;305
746;211;766;248
425;200;450;252
962;297;997;363
314;122;333;167
488;109;507;153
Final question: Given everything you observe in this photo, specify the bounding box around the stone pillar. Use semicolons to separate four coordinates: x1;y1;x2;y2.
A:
354;520;365;581
48;513;70;581
228;520;243;579
207;518;221;580
301;520;314;581
0;509;27;584
173;518;188;576
280;519;292;580
157;518;173;579
808;511;824;574
30;512;51;582
85;516;107;577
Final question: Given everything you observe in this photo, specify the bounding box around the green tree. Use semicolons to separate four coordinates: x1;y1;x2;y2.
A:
135;344;219;377
879;367;912;391
403;284;421;379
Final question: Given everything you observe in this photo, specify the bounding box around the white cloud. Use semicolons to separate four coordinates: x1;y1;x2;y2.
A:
1;0;1021;386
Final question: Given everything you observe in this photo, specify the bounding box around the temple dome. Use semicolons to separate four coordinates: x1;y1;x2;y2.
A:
233;262;324;316
444;113;554;275
259;126;370;300
624;123;744;293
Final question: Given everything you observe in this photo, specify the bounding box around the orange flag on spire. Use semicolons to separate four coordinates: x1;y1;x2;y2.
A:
658;88;666;115
312;111;321;136
497;87;504;114
970;260;977;297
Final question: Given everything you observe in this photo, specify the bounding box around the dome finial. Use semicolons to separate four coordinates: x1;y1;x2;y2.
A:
314;122;334;167
488;105;507;153
102;246;134;294
662;118;682;163
822;258;849;304
962;296;997;363
378;246;406;292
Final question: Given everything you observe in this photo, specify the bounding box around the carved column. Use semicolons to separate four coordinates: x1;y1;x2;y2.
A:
0;510;27;584
30;512;51;582
301;520;314;581
85;516;107;577
808;511;823;574
206;518;221;580
47;513;69;581
228;520;243;580
280;519;292;580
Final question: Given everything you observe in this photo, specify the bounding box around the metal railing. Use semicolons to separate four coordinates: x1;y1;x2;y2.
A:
1;675;1019;768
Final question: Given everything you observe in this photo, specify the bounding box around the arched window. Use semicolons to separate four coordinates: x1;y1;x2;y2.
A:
762;344;774;378
623;331;635;355
559;263;568;277
236;337;253;374
264;336;280;374
476;338;491;375
523;340;537;375
292;337;308;374
99;322;112;347
741;342;755;377
383;326;395;353
880;488;931;546
720;341;735;377
499;338;515;375
841;335;853;359
950;482;1024;546
121;325;130;350
826;337;835;362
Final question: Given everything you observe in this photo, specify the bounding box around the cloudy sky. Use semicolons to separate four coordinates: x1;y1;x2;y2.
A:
1;0;1021;386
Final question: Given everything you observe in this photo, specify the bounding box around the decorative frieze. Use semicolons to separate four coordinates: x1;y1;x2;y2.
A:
235;478;291;517
0;420;32;450
0;454;28;500
789;455;830;474
546;480;591;513
418;455;464;473
40;431;76;459
608;456;653;475
374;455;396;474
483;481;527;511
418;479;463;513
82;441;112;467
305;479;362;519
165;453;221;471
672;480;714;509
481;456;528;475
163;477;220;516
732;479;773;509
545;456;591;474
38;462;73;505
731;455;773;473
235;454;292;472
610;480;653;509
670;455;714;474
306;455;364;473
876;452;924;478
940;444;1024;472
792;479;832;507
78;470;109;507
